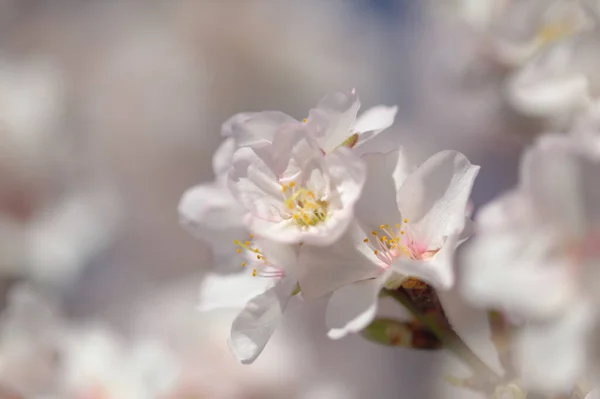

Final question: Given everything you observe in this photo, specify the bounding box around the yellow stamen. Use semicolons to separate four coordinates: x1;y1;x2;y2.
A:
403;218;408;223
374;250;379;255
252;268;257;277
281;184;287;193
363;238;369;243
289;182;296;188
236;249;242;254
241;262;247;267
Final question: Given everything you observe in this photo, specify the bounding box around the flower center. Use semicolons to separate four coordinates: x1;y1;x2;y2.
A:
234;236;285;279
535;18;578;48
281;182;328;228
364;219;440;265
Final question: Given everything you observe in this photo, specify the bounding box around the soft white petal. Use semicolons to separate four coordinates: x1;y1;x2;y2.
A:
521;134;600;237
179;183;249;270
326;275;387;340
307;89;360;153
212;138;236;178
179;182;244;234
297;225;384;300
396;151;480;246
229;111;298;149
461;229;577;319
198;271;273;312
353;105;398;146
229;147;284;221
355;150;412;231
515;303;593;393
252;239;298;276
221;112;257;138
437;287;504;376
228;275;296;364
586;389;600;399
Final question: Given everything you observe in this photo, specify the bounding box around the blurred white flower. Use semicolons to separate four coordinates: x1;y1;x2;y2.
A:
0;59;120;287
462;134;600;392
0;285;179;399
57;327;179;399
437;0;598;68
506;30;600;129
0;285;63;397
299;149;479;339
198;240;299;364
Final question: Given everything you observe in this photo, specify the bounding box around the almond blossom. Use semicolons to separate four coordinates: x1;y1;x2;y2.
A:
180;90;392;268
228;123;365;246
298;149;479;339
461;134;600;393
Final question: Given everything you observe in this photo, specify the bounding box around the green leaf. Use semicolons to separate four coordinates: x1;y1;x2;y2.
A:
361;318;442;349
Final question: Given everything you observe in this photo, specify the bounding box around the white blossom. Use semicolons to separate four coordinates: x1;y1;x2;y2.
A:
462;134;600;392
299;149;479;339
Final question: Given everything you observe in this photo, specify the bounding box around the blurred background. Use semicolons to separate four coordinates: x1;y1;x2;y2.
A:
0;1;534;398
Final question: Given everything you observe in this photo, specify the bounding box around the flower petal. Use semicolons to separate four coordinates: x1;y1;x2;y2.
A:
461;229;577;319
307;90;360;153
229;111;298;149
228;275;296;364
179;183;244;233
355;150;412;231
520;135;600;238
297;224;383;300
396;150;480;247
198;271;273;312
353;105;398;146
221;112;257;138
212;138;236;178
515;303;593;393
229;147;285;221
326;274;387;340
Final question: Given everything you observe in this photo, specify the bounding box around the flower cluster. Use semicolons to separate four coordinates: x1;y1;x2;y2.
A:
178;2;600;398
179;89;480;363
